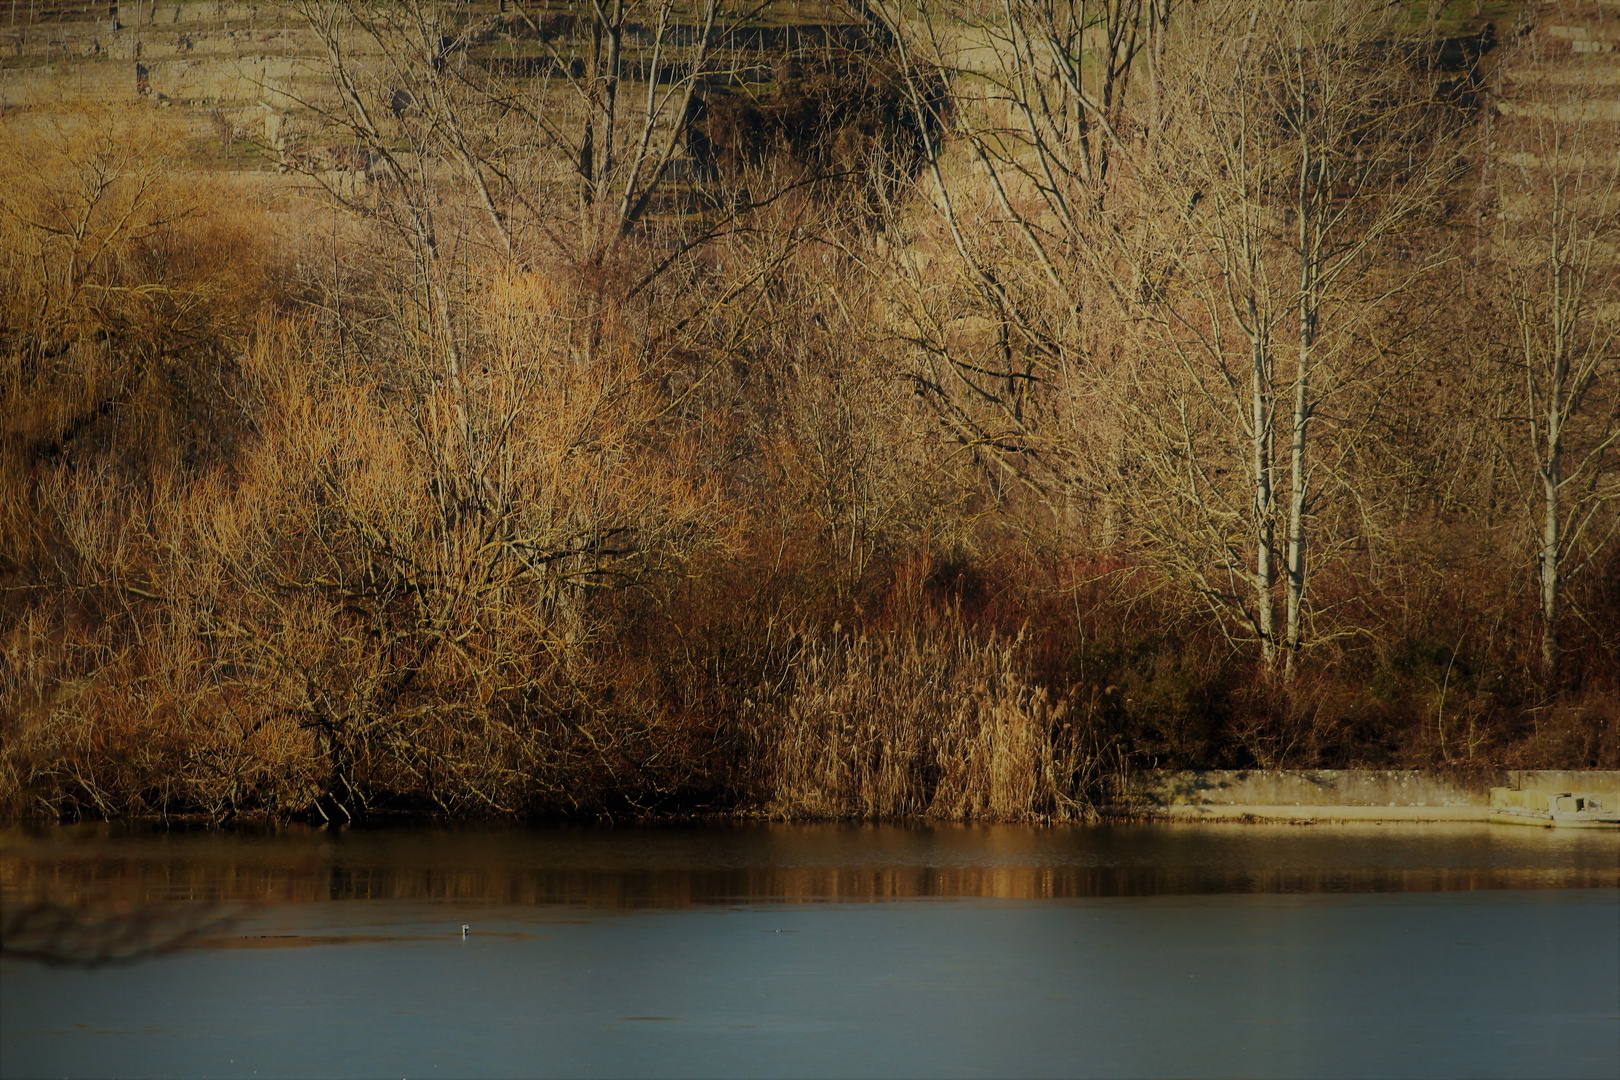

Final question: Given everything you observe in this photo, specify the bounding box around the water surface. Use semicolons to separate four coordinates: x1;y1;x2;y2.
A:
3;822;1616;1078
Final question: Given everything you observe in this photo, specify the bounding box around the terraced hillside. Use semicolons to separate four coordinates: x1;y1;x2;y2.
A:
2;1;865;167
1491;1;1620;252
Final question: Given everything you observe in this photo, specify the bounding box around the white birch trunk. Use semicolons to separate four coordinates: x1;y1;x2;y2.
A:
1251;335;1276;669
1286;145;1315;683
1284;351;1307;681
1540;444;1560;672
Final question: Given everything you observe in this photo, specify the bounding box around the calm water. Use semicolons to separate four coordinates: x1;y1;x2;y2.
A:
2;822;1617;1078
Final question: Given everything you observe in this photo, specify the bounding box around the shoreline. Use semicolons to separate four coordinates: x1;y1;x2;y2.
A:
5;771;1617;830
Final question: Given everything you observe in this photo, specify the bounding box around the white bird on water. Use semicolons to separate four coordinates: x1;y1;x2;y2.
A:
461;924;470;939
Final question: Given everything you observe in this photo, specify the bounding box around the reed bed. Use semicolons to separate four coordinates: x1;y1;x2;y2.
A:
752;624;1111;822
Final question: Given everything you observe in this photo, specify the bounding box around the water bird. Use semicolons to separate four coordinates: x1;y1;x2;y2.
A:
461;924;470;939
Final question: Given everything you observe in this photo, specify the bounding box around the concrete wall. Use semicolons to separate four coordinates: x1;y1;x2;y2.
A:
1121;769;1620;822
1504;771;1620;795
1135;770;1492;808
1134;769;1620;807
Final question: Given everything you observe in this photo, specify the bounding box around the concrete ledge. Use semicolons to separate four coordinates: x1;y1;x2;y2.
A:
1115;769;1620;824
1506;771;1620;794
1132;769;1492;809
1141;804;1488;823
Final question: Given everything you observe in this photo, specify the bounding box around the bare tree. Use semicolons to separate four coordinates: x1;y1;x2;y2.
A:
186;0;808;818
291;0;726;259
1492;30;1620;674
870;0;1464;677
861;0;1148;520
1128;1;1464;677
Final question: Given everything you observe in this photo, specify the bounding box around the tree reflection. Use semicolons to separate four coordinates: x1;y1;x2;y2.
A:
1;899;237;967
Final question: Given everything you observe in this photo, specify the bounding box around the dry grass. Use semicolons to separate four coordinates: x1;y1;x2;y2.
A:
750;622;1113;822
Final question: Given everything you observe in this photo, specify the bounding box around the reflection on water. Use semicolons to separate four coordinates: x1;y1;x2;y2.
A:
3;821;1617;908
0;898;238;967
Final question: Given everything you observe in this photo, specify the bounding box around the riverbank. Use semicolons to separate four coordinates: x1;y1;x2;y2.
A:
7;770;1617;828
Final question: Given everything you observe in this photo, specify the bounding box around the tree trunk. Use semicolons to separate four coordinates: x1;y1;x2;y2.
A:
1284;42;1314;684
1540;438;1560;673
1251;334;1276;670
1286;261;1315;682
1284;361;1307;681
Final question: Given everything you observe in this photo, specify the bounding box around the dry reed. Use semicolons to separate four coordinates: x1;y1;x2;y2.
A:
751;622;1109;822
